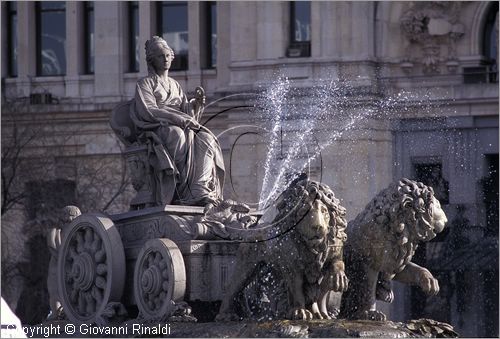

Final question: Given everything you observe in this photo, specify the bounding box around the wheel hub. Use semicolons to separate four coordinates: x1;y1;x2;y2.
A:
142;264;162;295
72;252;96;291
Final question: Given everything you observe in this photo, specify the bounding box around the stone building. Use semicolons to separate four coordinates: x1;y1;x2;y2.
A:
1;1;498;336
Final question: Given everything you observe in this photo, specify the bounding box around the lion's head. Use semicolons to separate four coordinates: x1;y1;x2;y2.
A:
267;178;347;250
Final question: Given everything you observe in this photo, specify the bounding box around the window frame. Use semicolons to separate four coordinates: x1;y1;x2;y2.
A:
482;2;499;83
204;1;217;69
156;1;189;71
127;1;140;73
6;2;18;77
36;1;67;76
287;1;311;58
83;1;94;74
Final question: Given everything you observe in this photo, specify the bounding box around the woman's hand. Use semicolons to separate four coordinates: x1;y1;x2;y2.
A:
186;119;201;131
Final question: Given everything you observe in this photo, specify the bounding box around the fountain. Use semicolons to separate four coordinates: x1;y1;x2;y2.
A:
37;37;460;338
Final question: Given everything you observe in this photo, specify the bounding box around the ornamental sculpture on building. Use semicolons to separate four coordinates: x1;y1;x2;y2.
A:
400;2;465;74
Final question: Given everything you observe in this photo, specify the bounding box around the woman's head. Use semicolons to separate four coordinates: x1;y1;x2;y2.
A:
145;36;175;75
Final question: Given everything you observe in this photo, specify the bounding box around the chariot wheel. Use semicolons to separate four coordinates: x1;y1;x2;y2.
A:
133;238;186;320
58;213;125;323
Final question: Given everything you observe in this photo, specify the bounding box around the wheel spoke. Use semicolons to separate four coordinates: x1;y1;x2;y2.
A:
95;276;107;290
65;271;73;283
70;289;78;304
91;286;103;304
96;264;107;275
85;294;96;314
78;292;86;314
76;232;85;253
69;246;78;261
159;260;167;269
84;228;93;249
94;249;105;263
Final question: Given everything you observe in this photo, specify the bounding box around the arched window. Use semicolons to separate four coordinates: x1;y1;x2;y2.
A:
483;2;498;82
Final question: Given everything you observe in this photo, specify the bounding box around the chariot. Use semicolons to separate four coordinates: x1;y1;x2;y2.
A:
56;100;260;324
56;205;254;324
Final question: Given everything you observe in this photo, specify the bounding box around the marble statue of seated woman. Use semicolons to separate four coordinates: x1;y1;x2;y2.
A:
128;36;225;208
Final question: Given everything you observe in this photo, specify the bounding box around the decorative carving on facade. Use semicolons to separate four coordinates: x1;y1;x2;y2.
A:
400;2;465;74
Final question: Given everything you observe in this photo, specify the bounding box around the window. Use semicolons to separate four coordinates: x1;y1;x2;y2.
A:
483;2;499;83
157;1;188;70
287;1;311;57
84;2;94;74
414;163;449;204
128;1;139;72
36;2;66;76
6;2;17;77
480;154;499;237
204;2;217;69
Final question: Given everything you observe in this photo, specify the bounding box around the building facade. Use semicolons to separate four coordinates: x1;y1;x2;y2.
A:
1;1;498;337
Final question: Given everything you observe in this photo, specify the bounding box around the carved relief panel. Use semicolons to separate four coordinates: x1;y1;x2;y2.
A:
400;2;465;74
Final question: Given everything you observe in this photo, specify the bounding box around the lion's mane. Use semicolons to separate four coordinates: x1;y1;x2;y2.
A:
347;178;442;271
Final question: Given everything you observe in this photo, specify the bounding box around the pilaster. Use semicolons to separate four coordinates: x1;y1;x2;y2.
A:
94;1;124;101
65;2;84;98
138;2;156;76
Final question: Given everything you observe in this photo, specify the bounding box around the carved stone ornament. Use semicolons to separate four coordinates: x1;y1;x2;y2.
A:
400;2;465;74
57;213;126;324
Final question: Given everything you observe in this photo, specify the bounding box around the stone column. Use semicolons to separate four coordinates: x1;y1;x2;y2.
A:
138;2;156;76
17;1;36;96
311;2;322;58
351;2;375;60
65;2;84;98
93;1;123;102
256;2;286;60
230;3;257;62
216;2;231;90
1;3;7;78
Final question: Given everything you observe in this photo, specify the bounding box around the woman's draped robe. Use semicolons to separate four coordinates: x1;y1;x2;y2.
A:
130;75;225;206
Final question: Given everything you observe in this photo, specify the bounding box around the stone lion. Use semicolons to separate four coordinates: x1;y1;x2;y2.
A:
339;178;448;321
216;177;349;321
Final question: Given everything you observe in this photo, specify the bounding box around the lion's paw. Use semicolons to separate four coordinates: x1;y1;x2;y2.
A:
362;310;387;321
311;302;329;320
215;312;240;322
289;308;314;320
419;271;440;295
376;278;394;303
